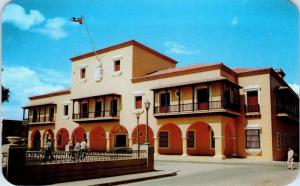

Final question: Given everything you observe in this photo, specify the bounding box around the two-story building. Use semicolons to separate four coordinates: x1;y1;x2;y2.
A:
22;40;299;161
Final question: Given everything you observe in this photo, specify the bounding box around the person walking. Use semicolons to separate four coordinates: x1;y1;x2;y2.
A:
43;139;54;161
80;139;87;160
287;147;294;169
73;140;81;160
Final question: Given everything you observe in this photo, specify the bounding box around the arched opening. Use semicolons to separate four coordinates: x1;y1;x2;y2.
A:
131;124;154;146
110;125;128;148
187;121;215;156
158;123;182;155
31;130;41;150
89;126;106;151
224;123;233;157
42;128;54;148
71;127;86;145
56;128;69;150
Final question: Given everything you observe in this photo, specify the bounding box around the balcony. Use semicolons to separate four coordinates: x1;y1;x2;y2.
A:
72;110;120;122
22;103;56;125
276;104;299;121
154;100;240;117
72;93;121;123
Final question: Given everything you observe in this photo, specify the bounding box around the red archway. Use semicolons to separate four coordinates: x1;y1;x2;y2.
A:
89;126;106;151
110;125;128;148
31;129;41;150
186;121;215;156
56;128;69;150
131;124;154;146
71;127;86;145
158;123;182;155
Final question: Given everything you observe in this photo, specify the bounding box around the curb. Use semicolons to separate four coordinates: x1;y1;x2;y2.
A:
91;171;177;186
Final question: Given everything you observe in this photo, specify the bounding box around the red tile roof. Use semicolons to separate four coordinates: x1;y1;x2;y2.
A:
29;88;71;100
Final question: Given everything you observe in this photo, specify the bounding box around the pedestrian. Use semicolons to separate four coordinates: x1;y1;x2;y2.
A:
80;139;87;160
73;140;81;160
43;139;54;161
287;147;294;169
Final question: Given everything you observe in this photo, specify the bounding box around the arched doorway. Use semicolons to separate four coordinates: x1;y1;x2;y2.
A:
71;127;86;145
31;130;41;150
56;128;69;150
131;124;154;146
186;121;215;156
89;126;106;151
158;123;182;155
110;125;128;148
42;128;54;148
224;123;234;157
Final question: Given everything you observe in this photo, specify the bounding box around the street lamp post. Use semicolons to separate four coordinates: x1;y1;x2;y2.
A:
136;113;141;158
144;100;150;145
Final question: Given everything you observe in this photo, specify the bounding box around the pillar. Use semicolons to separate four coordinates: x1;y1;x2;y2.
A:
231;136;238;157
182;137;187;156
106;132;110;152
128;137;133;148
154;137;159;156
54;137;58;151
86;131;90;148
211;123;225;160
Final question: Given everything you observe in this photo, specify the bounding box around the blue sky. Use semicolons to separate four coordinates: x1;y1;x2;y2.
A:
2;0;299;119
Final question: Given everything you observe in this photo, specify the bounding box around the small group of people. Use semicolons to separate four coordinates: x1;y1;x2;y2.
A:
43;139;54;161
73;139;87;160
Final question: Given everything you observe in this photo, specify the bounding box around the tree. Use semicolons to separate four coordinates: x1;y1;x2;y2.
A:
2;86;10;103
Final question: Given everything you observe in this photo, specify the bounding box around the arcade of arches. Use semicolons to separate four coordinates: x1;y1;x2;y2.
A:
29;121;237;158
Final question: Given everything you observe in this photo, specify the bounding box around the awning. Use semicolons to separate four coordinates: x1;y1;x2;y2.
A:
151;76;240;90
22;102;56;108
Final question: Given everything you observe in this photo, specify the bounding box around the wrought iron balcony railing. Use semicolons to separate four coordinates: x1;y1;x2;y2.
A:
24;116;55;124
73;110;120;120
154;100;240;114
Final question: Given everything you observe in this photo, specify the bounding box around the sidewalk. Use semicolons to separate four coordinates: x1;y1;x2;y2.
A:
155;154;299;166
51;170;177;186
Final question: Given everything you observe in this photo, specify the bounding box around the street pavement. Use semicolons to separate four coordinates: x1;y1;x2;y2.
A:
123;160;299;186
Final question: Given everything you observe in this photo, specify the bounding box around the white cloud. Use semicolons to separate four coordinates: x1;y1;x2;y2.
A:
2;66;70;119
33;17;67;39
289;83;299;94
164;41;199;55
3;3;45;30
3;3;67;40
231;17;238;27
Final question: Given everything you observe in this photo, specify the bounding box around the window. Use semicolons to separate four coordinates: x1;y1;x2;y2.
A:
95;101;103;117
197;87;209;110
135;96;142;109
159;92;170;113
246;129;260;149
211;130;215;148
63;105;69;116
246;90;259;112
110;99;118;116
276;132;281;149
159;131;168;147
114;60;120;71
32;109;38;122
49;107;55;121
187;131;195;148
80;68;86;79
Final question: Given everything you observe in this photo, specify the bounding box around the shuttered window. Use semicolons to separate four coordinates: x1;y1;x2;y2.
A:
187;131;195;148
114;60;120;71
135;96;142;109
246;129;260;149
80;68;86;79
159;132;168;147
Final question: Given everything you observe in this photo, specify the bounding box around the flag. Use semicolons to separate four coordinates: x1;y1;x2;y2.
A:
70;17;83;24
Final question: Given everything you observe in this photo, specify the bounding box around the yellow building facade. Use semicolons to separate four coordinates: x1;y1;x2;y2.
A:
23;40;299;161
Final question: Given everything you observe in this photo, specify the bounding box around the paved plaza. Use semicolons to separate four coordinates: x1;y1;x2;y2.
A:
124;161;299;186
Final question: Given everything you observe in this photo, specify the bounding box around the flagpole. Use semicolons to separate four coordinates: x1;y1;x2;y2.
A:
81;15;102;66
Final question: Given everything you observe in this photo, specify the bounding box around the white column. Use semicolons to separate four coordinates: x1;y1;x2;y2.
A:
128;137;133;148
214;135;225;160
182;137;188;156
106;132;110;152
154;137;159;156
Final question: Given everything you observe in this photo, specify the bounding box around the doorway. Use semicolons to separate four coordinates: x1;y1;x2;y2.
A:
115;134;126;147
